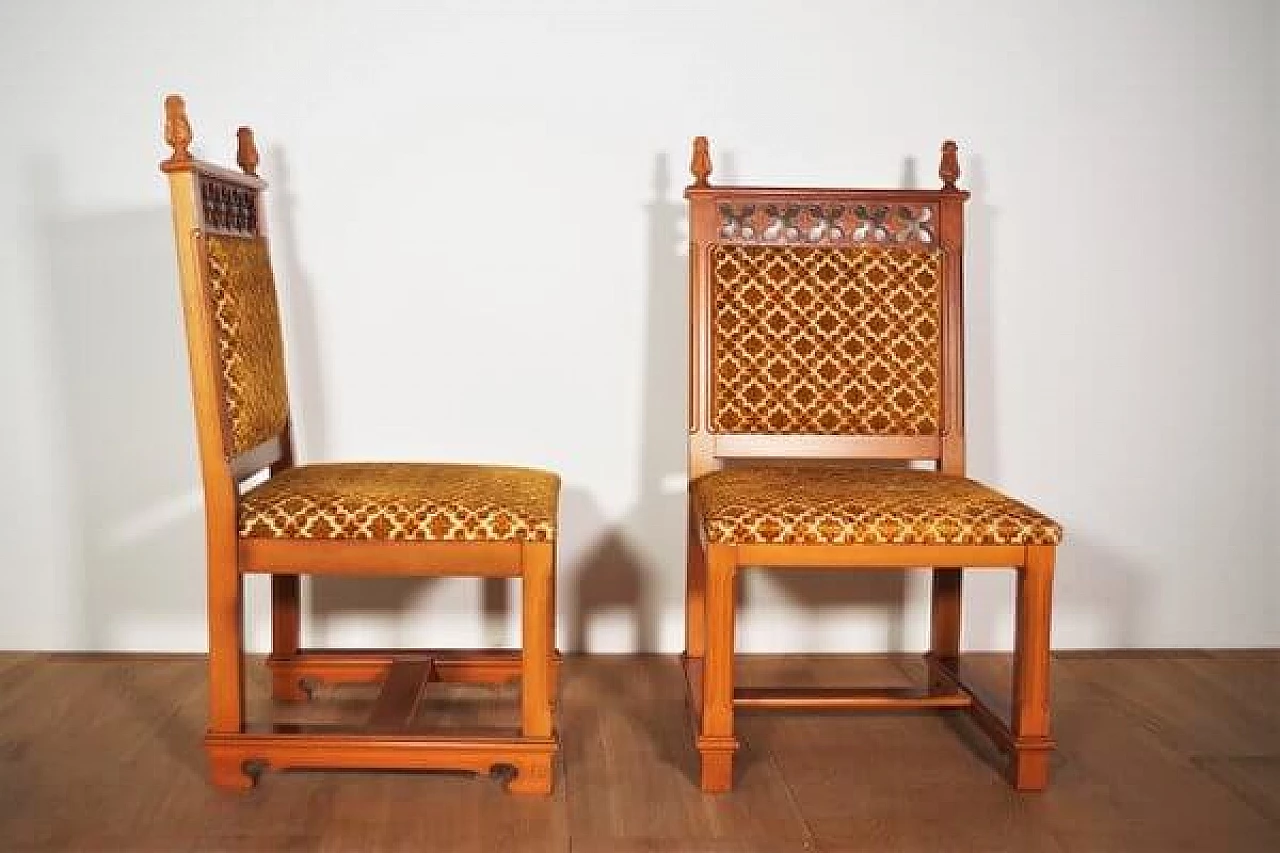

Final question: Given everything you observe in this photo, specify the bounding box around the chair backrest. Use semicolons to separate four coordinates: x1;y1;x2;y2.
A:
685;138;970;478
160;95;294;521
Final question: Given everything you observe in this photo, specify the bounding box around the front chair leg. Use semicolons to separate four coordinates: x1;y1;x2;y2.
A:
698;544;738;793
1011;545;1056;791
518;541;555;794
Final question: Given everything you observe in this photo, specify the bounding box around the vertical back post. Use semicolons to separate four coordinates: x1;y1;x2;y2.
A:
159;94;246;735
937;140;968;475
686;137;719;478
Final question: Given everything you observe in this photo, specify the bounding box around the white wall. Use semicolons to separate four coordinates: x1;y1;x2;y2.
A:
1;0;1276;653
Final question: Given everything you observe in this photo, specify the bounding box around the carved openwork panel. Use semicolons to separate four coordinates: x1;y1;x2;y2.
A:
709;244;942;436
200;176;260;237
718;201;937;248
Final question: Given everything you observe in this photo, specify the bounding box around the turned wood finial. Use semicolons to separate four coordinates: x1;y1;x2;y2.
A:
163;94;193;165
939;140;960;191
690;136;712;188
237;126;260;176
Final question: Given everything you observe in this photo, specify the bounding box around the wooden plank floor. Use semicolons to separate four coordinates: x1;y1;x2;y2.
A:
0;652;1276;852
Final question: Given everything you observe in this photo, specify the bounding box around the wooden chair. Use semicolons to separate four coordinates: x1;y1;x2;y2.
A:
159;95;558;794
682;138;1063;793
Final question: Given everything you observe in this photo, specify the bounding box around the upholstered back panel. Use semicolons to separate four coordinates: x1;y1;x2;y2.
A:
204;234;290;456
709;244;942;436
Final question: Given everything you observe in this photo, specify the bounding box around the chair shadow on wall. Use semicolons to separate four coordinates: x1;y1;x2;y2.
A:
263;148;445;647
263;147;566;654
954;154;1140;652
539;157;682;665
273;149;667;663
564;487;655;656
571;152;683;657
33;158;206;651
31;157;207;776
552;153;684;774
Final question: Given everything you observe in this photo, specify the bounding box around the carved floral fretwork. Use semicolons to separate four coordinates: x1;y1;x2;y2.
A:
718;202;936;247
200;176;259;236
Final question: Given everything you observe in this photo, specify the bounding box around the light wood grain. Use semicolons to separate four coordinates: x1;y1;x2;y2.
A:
160;94;558;792
682;139;1059;792
1;654;1277;852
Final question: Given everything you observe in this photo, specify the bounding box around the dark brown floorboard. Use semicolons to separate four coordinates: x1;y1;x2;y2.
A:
0;652;1276;852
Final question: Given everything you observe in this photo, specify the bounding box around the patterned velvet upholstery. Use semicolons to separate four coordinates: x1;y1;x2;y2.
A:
711;244;942;435
693;467;1061;546
205;234;290;456
240;463;559;542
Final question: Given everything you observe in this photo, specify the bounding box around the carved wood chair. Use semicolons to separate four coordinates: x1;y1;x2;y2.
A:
159;95;558;794
682;138;1063;793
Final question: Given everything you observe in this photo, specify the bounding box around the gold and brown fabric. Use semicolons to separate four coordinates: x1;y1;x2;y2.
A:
204;235;290;455
240;463;559;542
693;467;1061;546
711;244;942;436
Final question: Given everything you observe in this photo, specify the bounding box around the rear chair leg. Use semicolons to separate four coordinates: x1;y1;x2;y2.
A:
269;574;308;701
927;567;963;691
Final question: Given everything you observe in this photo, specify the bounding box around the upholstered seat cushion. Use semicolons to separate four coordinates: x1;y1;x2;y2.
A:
239;463;558;542
692;467;1061;546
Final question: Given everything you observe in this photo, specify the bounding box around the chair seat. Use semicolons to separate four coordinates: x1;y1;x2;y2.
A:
692;467;1061;546
239;463;559;542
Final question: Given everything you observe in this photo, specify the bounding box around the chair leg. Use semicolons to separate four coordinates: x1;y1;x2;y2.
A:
548;552;559;704
1011;545;1055;791
206;549;248;789
269;574;308;701
514;541;554;795
699;544;738;793
685;507;707;660
927;567;963;690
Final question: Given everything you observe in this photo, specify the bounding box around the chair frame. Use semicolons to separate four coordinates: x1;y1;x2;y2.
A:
682;138;1056;793
160;96;556;794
